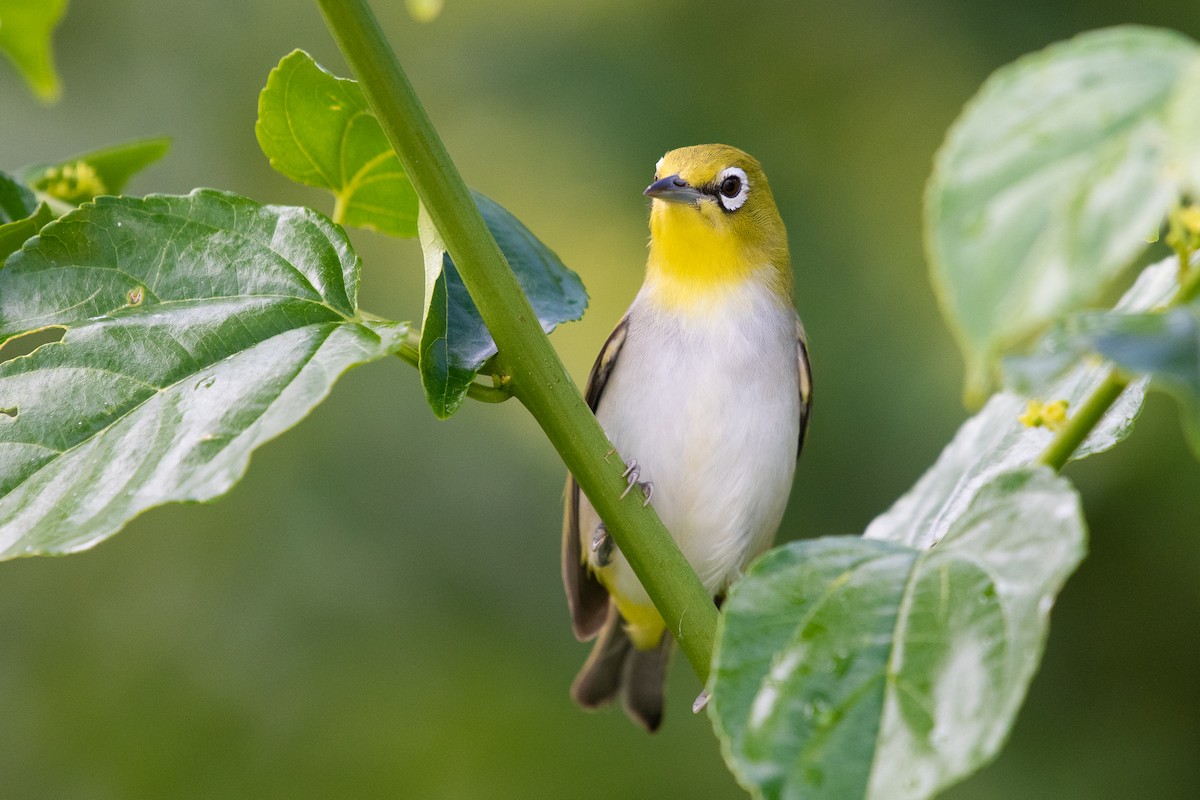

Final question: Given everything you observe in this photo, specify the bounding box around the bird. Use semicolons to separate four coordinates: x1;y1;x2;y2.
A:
562;144;812;731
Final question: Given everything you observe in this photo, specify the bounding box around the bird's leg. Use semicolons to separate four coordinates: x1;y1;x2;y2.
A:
619;458;655;507
591;523;614;567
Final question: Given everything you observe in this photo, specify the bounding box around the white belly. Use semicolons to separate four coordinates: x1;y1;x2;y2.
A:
583;281;801;606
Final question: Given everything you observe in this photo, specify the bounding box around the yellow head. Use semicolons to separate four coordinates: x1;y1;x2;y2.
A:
643;144;791;309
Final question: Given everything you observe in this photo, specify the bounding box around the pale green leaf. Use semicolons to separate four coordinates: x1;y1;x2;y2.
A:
926;26;1200;402
1167;55;1200;195
0;0;66;101
0;190;407;559
712;469;1085;800
256;49;418;238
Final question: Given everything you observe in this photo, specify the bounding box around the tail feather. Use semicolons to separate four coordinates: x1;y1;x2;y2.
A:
621;636;673;731
570;604;673;732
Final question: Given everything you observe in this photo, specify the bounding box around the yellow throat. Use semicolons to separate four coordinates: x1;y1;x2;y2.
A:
644;144;792;312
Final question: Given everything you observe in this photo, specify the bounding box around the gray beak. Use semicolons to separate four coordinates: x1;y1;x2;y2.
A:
644;174;704;204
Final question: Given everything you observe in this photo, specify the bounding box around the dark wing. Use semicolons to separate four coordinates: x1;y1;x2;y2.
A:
562;316;630;641
796;316;813;457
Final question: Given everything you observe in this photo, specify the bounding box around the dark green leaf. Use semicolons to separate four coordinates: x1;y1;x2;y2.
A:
712;469;1085;800
0;190;407;559
21;137;171;205
256;49;418;238
0;170;51;262
926;26;1200;403
417;191;587;418
0;169;38;223
0;0;66;101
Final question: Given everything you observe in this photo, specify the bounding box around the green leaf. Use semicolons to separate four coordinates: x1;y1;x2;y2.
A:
707;256;1178;798
1167;56;1200;195
0;0;66;102
0;190;407;559
712;469;1085;800
870;255;1178;550
0;169;37;223
256;49;418;238
417;191;587;418
0;170;51;262
1012;297;1200;458
21;137;171;205
926;26;1200;403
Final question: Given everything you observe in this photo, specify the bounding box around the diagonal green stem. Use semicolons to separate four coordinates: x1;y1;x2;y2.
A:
1038;251;1199;470
1036;370;1129;471
314;0;718;682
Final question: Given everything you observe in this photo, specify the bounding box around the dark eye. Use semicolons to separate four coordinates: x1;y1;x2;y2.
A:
720;175;742;198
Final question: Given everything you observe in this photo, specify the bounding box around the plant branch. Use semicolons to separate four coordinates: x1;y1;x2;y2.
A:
314;0;719;681
1036;370;1129;471
1038;250;1199;469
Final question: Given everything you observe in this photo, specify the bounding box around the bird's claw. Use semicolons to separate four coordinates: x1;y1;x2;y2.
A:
619;458;654;506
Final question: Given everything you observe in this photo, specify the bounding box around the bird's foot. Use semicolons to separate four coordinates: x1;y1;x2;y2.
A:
619;458;655;507
591;524;614;567
692;690;710;714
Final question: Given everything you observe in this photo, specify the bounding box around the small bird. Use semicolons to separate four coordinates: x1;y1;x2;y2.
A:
562;144;812;730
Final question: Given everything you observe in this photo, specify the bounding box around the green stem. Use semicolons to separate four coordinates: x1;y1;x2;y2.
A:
1038;251;1199;469
314;0;718;681
1036;370;1129;471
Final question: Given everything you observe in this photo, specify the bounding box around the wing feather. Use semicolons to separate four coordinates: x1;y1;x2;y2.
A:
796;316;813;458
562;317;629;641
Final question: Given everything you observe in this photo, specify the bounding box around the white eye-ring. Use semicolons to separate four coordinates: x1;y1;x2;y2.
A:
716;167;749;211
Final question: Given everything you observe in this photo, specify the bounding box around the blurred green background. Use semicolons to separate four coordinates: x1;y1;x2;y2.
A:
2;1;1199;798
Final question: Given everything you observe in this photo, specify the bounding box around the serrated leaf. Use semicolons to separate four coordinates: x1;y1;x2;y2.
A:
0;190;407;559
0;170;51;262
712;469;1085;800
256;49;418;238
20;137;171;205
0;0;66;102
926;26;1200;403
417;192;587;418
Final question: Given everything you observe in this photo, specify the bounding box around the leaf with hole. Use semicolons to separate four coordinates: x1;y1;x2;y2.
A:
256;49;418;238
0;190;407;559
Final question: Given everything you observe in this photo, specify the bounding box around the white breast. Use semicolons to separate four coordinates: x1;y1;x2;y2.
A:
584;279;801;606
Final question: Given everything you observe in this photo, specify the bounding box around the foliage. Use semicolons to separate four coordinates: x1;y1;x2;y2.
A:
925;26;1200;404
0;191;407;558
0;0;66;101
1;7;1198;800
